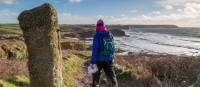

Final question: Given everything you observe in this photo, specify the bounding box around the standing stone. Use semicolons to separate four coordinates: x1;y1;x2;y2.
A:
18;3;63;87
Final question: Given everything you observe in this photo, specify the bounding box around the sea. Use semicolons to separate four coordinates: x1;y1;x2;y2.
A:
114;28;200;56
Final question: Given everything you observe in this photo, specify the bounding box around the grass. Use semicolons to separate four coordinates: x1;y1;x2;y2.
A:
0;24;22;36
0;40;27;60
0;51;87;87
11;43;27;60
0;24;80;36
0;80;17;87
114;64;144;87
0;75;29;87
63;54;85;87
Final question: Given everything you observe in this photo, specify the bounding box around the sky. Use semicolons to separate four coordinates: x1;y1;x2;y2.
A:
0;0;200;27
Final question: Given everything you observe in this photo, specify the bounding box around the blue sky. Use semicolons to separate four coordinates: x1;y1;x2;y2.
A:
0;0;200;27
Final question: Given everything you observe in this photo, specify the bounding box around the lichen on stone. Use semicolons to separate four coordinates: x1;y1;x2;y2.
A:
18;3;63;87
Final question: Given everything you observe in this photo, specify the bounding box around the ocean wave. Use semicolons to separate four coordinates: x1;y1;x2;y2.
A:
115;30;200;56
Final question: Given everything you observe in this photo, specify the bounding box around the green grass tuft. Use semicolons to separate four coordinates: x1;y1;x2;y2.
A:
0;80;17;87
0;75;29;87
11;44;27;60
63;54;84;87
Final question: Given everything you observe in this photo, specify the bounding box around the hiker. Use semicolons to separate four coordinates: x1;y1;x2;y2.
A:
90;19;118;87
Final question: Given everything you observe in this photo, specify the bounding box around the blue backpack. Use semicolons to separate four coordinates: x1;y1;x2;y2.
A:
100;31;115;55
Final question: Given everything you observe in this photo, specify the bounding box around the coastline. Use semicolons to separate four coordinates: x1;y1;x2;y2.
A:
0;24;200;86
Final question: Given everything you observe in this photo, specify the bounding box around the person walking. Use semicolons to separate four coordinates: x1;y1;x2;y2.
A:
90;19;118;87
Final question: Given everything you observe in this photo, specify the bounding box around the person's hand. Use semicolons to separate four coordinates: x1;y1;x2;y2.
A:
90;64;97;69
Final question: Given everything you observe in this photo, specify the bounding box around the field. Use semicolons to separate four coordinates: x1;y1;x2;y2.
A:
0;24;22;36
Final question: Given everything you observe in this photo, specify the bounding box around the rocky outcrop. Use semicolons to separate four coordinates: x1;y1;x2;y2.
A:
77;29;126;38
60;25;127;38
110;29;126;37
62;32;78;38
61;40;85;51
78;30;95;38
18;3;63;87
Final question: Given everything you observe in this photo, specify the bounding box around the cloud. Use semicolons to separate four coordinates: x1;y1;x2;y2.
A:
55;0;200;27
68;0;82;3
58;3;200;27
58;12;115;24
165;5;173;10
177;9;183;12
152;11;161;15
158;0;200;6
112;3;200;27
0;0;16;4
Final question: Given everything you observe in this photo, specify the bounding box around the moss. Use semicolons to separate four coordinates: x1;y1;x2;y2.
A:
63;55;84;87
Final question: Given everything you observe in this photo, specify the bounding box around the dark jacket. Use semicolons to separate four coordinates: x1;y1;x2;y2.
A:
91;30;114;64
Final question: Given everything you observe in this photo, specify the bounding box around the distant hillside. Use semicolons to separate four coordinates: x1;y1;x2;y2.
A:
130;25;179;28
99;25;178;30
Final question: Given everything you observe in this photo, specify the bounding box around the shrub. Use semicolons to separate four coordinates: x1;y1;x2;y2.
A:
115;53;200;87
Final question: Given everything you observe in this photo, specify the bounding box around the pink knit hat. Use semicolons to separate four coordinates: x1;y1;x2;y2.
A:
96;19;107;31
97;19;104;26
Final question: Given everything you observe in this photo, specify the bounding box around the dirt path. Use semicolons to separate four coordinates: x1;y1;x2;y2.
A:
75;62;92;87
75;59;107;87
